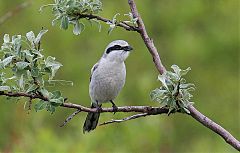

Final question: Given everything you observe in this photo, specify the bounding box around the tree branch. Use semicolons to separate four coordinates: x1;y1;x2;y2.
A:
99;113;149;126
127;0;239;151
72;13;140;32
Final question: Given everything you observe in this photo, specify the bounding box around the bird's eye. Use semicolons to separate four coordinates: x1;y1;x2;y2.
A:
106;45;123;54
113;45;121;50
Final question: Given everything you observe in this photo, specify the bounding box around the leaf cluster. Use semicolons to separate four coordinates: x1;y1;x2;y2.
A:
0;30;70;113
150;65;195;114
40;0;103;35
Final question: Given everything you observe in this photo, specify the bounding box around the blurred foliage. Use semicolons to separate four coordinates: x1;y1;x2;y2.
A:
0;0;239;153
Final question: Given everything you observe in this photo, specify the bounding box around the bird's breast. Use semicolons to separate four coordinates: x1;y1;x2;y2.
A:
89;62;126;103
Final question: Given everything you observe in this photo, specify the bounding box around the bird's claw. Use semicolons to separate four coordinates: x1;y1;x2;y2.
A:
112;104;118;114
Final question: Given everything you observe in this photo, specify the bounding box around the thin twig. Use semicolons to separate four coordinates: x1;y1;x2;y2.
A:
60;109;81;127
99;113;149;126
72;13;140;32
0;1;32;26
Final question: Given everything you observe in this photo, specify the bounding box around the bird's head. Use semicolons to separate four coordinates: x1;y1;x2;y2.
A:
103;40;133;62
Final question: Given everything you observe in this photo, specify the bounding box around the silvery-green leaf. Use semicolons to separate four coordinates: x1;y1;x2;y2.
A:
39;88;50;98
16;62;30;70
60;16;69;30
26;84;38;93
46;104;55;114
180;67;191;76
166;71;180;82
108;24;115;35
34;100;47;111
158;74;168;90
45;56;62;79
180;83;195;89
1;56;14;67
34;29;48;44
73;21;81;35
0;86;11;91
51;90;61;99
3;34;10;43
19;74;24;90
171;64;181;76
26;31;35;43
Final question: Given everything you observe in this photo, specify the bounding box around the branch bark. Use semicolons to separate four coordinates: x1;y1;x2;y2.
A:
71;13;140;32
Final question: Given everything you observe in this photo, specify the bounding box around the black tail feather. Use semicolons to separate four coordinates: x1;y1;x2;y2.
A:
83;104;100;133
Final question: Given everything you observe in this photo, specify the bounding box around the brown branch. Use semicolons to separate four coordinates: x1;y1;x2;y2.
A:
127;0;240;151
72;13;140;32
0;1;32;26
188;105;240;150
99;113;149;126
60;109;81;127
128;0;166;74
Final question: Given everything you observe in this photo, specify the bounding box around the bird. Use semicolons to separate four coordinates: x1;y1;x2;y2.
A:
83;40;133;133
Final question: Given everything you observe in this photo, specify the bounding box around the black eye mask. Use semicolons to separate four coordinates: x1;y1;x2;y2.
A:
106;45;133;54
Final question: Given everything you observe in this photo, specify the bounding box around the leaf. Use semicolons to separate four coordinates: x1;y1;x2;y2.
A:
1;56;14;67
171;65;181;76
73;21;85;35
39;88;50;98
51;90;62;99
0;86;11;91
26;84;38;93
16;62;30;70
3;34;10;43
46;104;55;114
26;31;35;44
180;67;191;76
158;74;169;90
34;100;48;111
19;74;25;90
34;29;48;44
45;56;62;79
179;83;195;89
60;16;69;30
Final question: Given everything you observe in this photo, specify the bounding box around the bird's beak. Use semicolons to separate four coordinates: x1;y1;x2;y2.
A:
124;45;133;51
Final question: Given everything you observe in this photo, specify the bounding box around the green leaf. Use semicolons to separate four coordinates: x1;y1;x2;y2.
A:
34;29;48;44
19;74;25;90
51;90;62;99
16;62;30;70
73;21;81;35
180;67;191;76
3;34;10;43
0;86;11;91
60;16;69;30
39;88;50;98
34;100;48;111
1;56;14;67
46;104;56;114
26;84;38;93
45;56;62;79
158;74;169;90
26;31;35;44
171;65;181;76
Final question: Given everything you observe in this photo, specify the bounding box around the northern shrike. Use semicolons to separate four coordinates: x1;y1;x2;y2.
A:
83;40;133;133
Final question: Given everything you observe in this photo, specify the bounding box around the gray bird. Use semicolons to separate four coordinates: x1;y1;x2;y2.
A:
83;40;133;133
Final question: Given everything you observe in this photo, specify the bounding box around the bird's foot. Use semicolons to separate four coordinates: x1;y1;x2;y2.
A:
96;104;102;113
110;100;118;114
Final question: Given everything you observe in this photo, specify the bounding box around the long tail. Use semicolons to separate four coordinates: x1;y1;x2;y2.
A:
83;104;100;133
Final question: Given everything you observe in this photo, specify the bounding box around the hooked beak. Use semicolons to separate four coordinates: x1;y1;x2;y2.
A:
123;45;133;51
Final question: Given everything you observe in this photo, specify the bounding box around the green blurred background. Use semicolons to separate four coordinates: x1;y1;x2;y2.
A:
0;0;239;152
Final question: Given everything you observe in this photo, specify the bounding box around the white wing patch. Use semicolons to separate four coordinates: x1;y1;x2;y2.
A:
90;62;99;81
